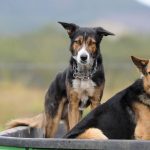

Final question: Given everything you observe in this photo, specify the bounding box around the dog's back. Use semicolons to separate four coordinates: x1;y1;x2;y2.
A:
64;56;150;140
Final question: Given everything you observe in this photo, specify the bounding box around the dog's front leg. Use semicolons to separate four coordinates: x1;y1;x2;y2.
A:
91;95;100;110
68;90;81;130
45;98;66;138
91;84;104;110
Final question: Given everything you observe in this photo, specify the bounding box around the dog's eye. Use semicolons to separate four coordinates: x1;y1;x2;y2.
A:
89;40;96;45
146;72;150;75
74;40;81;45
91;41;96;45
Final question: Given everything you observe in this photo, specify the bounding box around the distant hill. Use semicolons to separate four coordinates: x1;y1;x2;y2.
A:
0;0;150;35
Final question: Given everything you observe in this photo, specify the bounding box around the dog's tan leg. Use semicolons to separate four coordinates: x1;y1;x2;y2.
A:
64;116;69;131
45;98;65;138
91;83;104;110
134;123;144;140
133;102;150;140
68;90;81;130
61;103;69;132
134;121;150;140
77;128;108;139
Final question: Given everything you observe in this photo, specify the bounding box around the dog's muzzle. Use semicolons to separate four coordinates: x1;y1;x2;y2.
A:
80;54;88;64
76;45;90;65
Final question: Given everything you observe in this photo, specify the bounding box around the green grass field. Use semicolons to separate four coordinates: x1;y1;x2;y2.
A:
0;25;149;130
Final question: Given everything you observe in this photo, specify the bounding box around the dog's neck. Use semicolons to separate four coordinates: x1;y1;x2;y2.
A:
70;57;98;80
140;75;150;95
75;61;95;73
135;77;150;106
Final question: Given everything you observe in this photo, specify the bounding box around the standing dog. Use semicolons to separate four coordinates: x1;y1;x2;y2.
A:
7;22;114;138
64;56;150;140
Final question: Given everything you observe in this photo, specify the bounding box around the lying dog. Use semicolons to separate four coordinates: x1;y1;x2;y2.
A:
64;56;150;140
8;22;114;138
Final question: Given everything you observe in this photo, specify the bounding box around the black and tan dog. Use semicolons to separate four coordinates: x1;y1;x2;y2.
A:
64;56;150;140
8;22;114;138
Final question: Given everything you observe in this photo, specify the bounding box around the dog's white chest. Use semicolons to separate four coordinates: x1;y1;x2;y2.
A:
72;79;96;98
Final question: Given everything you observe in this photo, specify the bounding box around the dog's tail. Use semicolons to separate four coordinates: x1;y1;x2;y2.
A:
6;113;46;129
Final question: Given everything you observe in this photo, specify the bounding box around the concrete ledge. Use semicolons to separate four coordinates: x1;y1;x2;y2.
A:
0;126;44;138
0;122;66;138
0;136;150;150
0;125;150;150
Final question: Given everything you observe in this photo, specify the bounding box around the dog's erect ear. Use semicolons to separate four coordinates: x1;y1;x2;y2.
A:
94;27;115;36
58;22;79;37
131;56;149;74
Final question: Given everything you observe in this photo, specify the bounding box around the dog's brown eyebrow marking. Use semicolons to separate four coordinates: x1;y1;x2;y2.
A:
72;36;83;53
86;37;96;53
74;35;83;42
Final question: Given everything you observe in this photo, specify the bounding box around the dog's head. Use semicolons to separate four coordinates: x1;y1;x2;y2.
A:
131;56;150;94
59;22;114;66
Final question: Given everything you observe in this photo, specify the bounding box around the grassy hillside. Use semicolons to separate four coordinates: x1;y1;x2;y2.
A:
0;25;149;87
0;25;149;130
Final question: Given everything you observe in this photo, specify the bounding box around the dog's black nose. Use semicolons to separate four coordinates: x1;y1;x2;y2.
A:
80;54;87;62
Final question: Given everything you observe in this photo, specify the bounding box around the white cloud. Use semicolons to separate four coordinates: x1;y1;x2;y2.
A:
136;0;150;6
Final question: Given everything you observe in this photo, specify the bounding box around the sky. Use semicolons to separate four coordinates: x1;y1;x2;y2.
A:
0;0;150;35
136;0;150;6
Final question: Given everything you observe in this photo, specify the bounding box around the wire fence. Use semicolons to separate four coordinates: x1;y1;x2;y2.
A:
0;62;132;70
